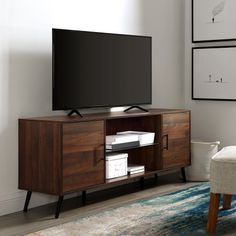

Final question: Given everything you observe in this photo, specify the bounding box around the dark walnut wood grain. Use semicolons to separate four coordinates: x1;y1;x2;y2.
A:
162;112;191;169
19;109;191;201
62;121;105;193
127;145;161;171
19;120;62;195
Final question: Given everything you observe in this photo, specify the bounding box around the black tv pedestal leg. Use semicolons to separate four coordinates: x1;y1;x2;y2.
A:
67;110;83;117
124;106;148;113
23;191;32;212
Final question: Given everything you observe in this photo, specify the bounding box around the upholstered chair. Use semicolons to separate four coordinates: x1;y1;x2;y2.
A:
207;146;236;234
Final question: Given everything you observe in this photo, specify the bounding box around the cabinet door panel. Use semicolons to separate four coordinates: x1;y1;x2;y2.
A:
162;112;190;169
62;121;105;193
19;121;62;195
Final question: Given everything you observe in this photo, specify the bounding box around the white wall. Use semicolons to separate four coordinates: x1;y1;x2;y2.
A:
141;0;185;108
185;1;236;147
0;0;185;216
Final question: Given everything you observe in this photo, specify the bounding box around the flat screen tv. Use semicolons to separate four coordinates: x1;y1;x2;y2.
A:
52;28;152;112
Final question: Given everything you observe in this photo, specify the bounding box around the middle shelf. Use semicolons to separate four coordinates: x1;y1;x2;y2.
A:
106;142;159;153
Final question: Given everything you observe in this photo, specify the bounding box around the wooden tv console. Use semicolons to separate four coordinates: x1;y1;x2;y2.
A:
19;108;191;218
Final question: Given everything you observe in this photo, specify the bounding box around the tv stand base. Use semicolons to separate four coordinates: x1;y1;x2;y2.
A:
124;106;148;113
22;168;186;218
19;109;191;219
67;110;83;117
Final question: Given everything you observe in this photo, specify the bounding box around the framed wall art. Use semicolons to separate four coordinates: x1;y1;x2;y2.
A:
192;46;236;100
192;0;236;42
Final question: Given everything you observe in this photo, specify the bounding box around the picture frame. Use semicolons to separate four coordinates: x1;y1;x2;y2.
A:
192;0;236;42
192;46;236;101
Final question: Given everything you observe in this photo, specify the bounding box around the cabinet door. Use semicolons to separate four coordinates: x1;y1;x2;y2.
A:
62;121;104;193
162;112;190;169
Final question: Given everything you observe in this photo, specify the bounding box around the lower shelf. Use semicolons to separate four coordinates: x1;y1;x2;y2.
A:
105;164;189;185
106;171;159;184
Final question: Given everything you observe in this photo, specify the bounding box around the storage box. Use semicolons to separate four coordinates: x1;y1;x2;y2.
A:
117;131;155;145
106;153;128;179
106;134;139;144
185;140;220;181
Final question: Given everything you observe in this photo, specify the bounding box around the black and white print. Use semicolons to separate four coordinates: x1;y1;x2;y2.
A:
192;47;236;100
193;0;236;42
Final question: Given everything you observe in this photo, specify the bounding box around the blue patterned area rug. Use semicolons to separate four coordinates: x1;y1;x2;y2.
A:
27;184;236;236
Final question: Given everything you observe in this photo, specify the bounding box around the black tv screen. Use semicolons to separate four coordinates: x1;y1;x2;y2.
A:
52;29;152;110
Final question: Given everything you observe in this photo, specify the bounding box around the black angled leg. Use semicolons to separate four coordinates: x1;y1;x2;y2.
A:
82;190;86;205
23;191;32;212
181;167;186;183
140;177;144;189
55;196;64;219
154;173;158;184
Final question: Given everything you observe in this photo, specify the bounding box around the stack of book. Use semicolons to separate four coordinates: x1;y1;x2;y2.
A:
128;164;145;175
117;131;155;145
106;134;139;150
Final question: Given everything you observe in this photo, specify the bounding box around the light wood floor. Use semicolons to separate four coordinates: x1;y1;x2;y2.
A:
0;172;199;236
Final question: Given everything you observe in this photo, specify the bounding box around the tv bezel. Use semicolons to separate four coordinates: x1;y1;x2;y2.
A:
52;28;152;110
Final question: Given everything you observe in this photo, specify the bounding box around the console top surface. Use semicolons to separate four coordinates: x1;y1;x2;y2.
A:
20;108;190;123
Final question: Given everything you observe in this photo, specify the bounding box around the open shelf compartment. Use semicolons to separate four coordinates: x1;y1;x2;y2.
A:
105;115;162;178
